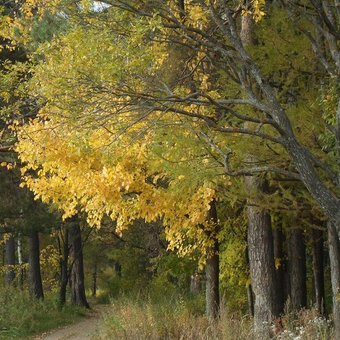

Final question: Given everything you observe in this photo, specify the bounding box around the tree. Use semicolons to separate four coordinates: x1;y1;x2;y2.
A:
4;233;15;285
287;228;307;311
311;227;326;314
28;229;44;299
6;0;340;334
328;221;340;339
68;219;89;308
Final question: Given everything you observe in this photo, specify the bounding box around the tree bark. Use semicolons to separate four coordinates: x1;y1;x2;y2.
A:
311;228;325;314
114;261;122;277
273;225;287;315
28;230;44;299
247;178;279;338
92;262;97;297
287;228;306;311
59;227;69;305
247;283;255;317
17;233;24;288
328;221;340;340
245;248;254;316
205;200;219;319
241;13;278;338
4;234;15;285
69;222;89;308
190;271;202;295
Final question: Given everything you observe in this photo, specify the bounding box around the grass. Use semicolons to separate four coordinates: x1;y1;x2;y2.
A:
0;287;88;339
0;288;335;339
95;294;253;340
95;295;335;340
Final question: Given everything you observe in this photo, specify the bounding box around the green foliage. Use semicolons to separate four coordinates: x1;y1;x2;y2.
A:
219;207;248;313
29;12;68;51
95;220;198;300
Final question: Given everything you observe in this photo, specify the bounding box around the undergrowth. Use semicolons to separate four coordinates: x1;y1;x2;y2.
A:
0;287;87;339
96;294;252;340
95;295;335;340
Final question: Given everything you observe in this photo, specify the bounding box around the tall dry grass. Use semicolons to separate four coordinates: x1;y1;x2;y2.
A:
95;296;335;340
96;296;252;340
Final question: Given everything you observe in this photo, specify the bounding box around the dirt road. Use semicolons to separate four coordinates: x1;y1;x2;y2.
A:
35;305;109;340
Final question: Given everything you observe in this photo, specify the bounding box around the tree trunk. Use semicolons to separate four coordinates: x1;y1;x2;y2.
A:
206;245;219;319
69;222;89;308
4;234;15;285
247;178;279;338
92;262;97;297
59;227;69;305
114;261;122;277
205;200;219;319
241;13;278;338
247;283;255;317
245;247;254;316
17;233;24;288
190;271;202;295
288;228;306;311
273;225;287;315
328;221;340;340
311;228;325;314
28;230;44;299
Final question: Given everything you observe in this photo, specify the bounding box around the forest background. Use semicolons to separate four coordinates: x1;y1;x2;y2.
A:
0;1;339;339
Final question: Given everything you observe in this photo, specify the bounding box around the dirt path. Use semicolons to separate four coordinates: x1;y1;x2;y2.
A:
34;305;109;340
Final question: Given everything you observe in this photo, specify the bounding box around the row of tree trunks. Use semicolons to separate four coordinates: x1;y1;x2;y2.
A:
247;216;333;338
239;9;335;338
4;230;44;299
273;225;328;316
3;221;89;309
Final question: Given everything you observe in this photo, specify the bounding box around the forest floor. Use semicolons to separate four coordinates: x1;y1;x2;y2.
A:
33;304;109;340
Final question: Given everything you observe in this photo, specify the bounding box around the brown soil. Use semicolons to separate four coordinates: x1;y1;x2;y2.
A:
34;305;109;340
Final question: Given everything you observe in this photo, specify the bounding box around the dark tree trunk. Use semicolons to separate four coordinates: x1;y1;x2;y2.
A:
288;228;306;311
59;228;69;305
328;221;340;340
311;228;325;314
28;230;44;299
205;200;220;319
273;225;287;315
247;283;255;317
92;262;97;297
4;234;15;285
114;262;122;277
245;247;254;316
69;222;89;308
206;246;219;319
